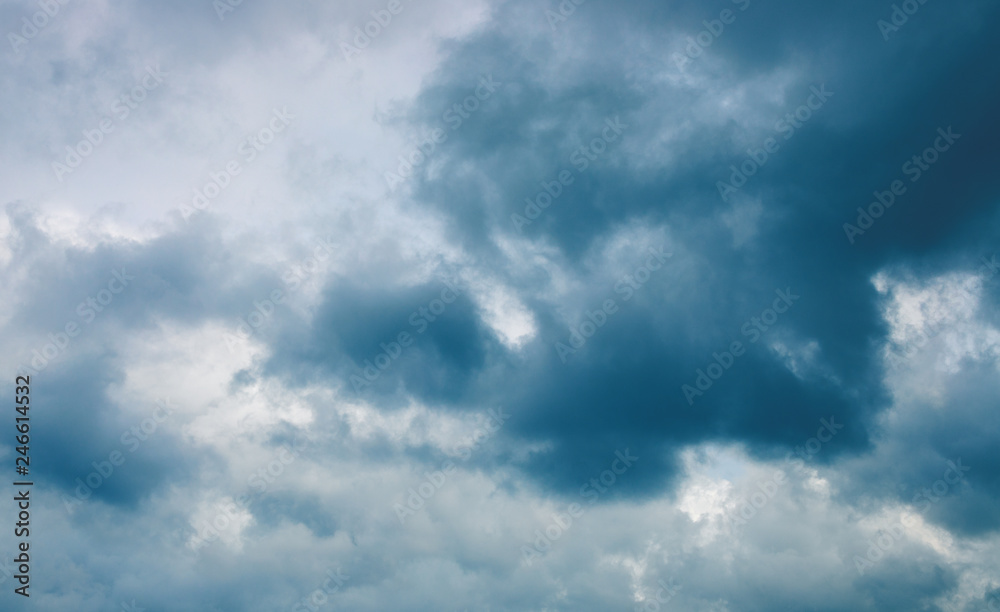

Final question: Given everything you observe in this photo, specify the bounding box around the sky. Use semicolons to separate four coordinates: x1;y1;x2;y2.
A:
1;0;999;610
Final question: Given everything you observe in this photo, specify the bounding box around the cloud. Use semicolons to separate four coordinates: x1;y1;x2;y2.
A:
1;0;1000;609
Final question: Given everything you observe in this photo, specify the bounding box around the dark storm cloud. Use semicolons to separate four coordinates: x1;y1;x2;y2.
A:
256;1;909;491
26;356;194;510
248;0;1000;518
264;276;501;405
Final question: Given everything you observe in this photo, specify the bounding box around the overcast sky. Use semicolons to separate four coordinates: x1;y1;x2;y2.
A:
1;0;1000;610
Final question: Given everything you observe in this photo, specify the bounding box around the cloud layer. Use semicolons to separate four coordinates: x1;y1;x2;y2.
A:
1;0;999;610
